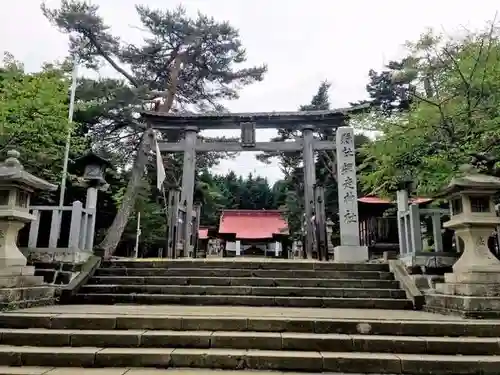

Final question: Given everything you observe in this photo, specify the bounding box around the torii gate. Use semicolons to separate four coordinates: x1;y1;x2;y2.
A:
141;106;367;260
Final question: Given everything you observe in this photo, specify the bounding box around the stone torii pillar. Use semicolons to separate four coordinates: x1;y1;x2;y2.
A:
180;126;198;257
302;125;316;259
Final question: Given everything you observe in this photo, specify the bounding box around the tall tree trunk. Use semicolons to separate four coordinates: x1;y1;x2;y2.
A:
98;129;153;258
96;44;187;258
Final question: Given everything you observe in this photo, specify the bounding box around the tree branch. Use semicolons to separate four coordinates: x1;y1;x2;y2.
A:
83;31;141;88
319;150;338;182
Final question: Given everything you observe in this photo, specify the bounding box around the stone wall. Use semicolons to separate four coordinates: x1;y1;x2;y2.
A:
21;248;93;285
0;267;56;310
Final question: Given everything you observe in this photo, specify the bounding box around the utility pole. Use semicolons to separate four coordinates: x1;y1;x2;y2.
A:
56;56;78;242
59;55;79;208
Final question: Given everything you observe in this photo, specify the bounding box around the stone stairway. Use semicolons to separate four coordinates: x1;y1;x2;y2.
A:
0;305;499;374
0;267;55;310
72;259;413;309
0;259;499;374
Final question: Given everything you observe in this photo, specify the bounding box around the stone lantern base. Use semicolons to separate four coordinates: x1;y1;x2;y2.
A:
0;219;55;310
426;266;500;318
334;245;369;263
0;219;33;272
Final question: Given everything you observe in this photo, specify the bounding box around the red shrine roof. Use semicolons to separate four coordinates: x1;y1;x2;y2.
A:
198;228;209;240
219;210;289;240
358;196;433;205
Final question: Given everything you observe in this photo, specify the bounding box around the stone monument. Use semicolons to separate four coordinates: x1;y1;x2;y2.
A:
426;168;500;317
334;127;368;262
0;150;57;308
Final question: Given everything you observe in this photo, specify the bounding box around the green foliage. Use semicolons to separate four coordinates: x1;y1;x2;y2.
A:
350;59;414;115
0;53;86;186
197;171;278;227
359;21;500;197
124;182;167;248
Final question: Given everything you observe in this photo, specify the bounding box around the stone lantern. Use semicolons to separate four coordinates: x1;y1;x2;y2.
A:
427;170;500;317
73;152;111;189
73;152;111;252
0;150;57;271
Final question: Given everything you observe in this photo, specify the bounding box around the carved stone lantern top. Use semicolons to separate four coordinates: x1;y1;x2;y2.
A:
0;150;57;223
0;150;58;192
73;151;111;188
439;171;500;231
442;172;500;196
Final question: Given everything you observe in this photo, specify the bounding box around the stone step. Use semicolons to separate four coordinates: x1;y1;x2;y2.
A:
0;287;54;304
88;276;401;289
0;346;497;373
0;287;55;311
0;275;44;288
0;367;382;375
1;328;499;355
103;260;389;272
80;285;407;299
0;298;55;311
73;293;412;309
2;313;500;337
94;268;394;280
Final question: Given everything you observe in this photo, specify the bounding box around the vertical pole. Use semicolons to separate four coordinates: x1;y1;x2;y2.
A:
48;210;60;248
134;212;141;258
431;213;443;252
235;240;241;256
79;208;88;250
68;201;83;250
84;186;98;251
315;185;327;261
172;190;180;258
57;56;79;235
166;189;180;258
404;214;412;254
409;204;422;254
165;191;172;258
314;186;321;260
165;189;174;258
396;190;409;256
180;126;198;257
28;210;40;248
192;204;202;258
302;125;316;259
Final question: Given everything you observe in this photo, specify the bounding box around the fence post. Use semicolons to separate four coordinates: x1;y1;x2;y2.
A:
79;209;88;250
431;213;443;252
48;210;60;248
396;190;409;255
84;186;98;251
409;204;422;254
28;209;40;248
68;201;83;250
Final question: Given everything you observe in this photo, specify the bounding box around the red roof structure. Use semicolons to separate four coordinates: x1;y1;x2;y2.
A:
219;210;289;240
358;196;432;205
198;228;209;240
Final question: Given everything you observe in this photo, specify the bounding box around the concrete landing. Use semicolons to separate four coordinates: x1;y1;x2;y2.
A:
13;304;466;321
115;257;331;262
0;368;384;375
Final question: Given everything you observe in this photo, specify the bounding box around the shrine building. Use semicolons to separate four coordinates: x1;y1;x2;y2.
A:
218;210;289;257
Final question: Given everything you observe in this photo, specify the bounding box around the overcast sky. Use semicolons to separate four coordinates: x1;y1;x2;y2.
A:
2;0;499;183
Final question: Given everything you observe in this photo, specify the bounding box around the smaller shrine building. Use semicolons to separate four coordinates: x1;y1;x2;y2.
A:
218;210;289;257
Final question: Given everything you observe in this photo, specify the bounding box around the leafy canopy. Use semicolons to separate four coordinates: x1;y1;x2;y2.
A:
0;53;85;185
359;21;500;197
